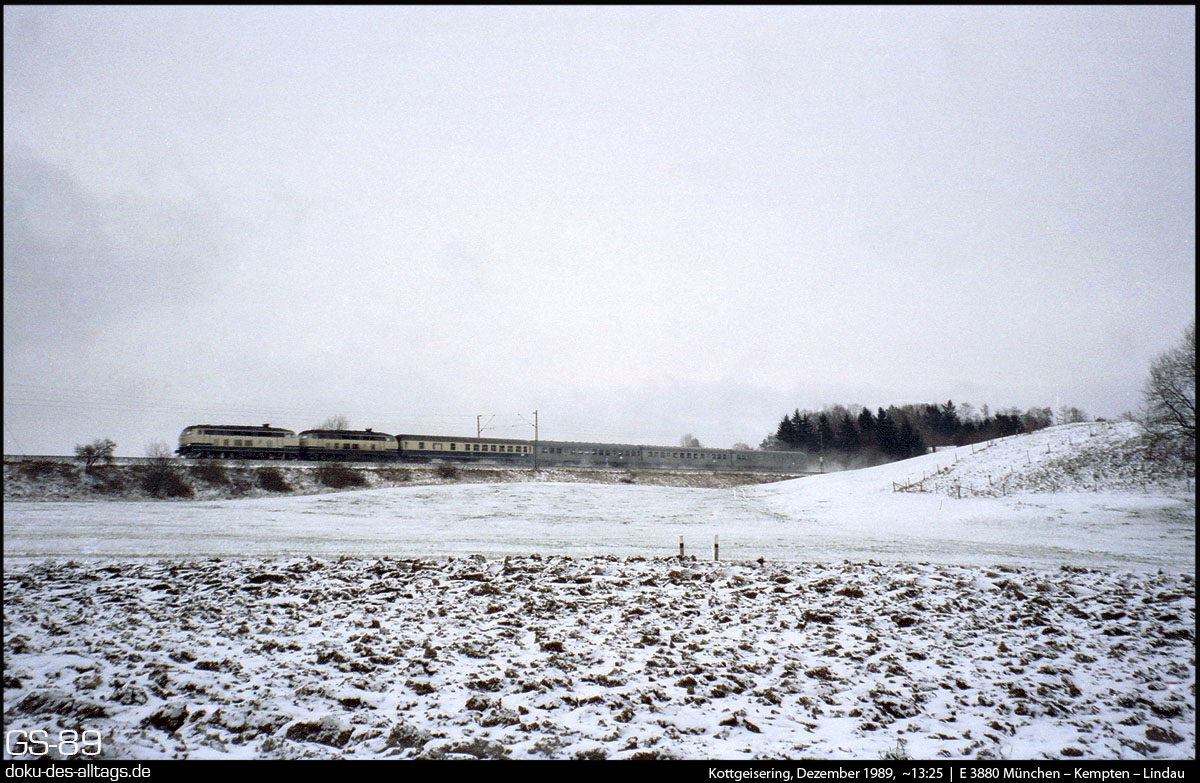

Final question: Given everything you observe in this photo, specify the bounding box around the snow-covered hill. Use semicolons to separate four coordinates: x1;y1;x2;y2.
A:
903;422;1192;497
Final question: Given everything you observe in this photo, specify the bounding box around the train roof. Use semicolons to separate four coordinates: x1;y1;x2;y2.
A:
299;428;395;439
181;424;295;435
397;433;531;445
538;439;739;452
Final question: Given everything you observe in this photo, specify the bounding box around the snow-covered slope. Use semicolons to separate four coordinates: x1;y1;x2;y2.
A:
762;422;1189;500
745;423;1193;572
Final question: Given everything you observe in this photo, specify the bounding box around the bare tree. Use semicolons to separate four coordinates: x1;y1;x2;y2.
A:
679;433;702;448
319;415;350;430
74;438;116;471
1057;406;1090;424
142;441;192;498
1141;320;1195;459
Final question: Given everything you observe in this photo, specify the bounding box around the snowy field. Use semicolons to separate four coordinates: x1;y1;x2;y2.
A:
4;425;1193;571
2;423;1195;760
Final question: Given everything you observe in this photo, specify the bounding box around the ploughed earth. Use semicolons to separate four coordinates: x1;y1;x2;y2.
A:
3;554;1193;760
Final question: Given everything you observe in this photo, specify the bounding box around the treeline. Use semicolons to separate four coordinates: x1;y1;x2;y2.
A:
763;402;1082;462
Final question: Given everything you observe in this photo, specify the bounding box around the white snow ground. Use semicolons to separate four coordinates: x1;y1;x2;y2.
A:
2;423;1194;760
4;423;1192;570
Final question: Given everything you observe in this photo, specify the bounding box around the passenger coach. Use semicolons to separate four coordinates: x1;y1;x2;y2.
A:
397;434;533;463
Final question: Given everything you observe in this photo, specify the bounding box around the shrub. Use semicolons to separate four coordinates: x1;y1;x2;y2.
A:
141;443;193;498
140;467;194;498
378;468;411;483
20;460;77;480
85;465;126;495
189;462;229;485
435;463;458;480
257;467;291;492
93;475;128;495
317;464;366;489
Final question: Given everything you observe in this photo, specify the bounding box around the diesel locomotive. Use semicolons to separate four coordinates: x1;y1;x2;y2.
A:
176;423;811;473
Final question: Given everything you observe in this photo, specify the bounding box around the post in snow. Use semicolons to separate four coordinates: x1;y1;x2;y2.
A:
713;534;719;561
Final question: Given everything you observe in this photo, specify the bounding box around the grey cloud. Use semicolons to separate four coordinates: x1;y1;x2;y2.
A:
3;146;230;348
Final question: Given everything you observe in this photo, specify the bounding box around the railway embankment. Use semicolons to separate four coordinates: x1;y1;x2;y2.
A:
2;456;799;502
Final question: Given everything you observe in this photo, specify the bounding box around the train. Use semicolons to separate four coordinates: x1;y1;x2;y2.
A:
176;424;811;473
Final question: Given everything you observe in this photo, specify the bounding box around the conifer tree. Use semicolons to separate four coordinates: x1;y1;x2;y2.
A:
792;410;815;451
898;417;926;458
836;414;860;451
874;408;900;457
776;415;798;448
817;413;835;454
857;408;876;450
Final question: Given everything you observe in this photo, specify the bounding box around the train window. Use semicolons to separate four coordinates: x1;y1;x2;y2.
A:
450;443;456;451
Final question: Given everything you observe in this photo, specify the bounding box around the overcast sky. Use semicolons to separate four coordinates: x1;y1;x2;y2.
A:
4;6;1195;455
